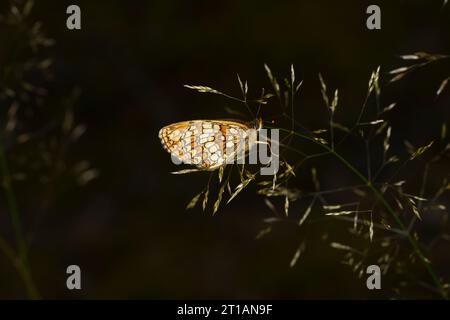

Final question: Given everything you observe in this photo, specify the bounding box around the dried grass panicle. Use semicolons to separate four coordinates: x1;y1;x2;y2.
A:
180;61;449;298
0;0;98;298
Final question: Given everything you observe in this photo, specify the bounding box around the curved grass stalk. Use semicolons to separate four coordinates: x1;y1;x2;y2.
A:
269;126;448;299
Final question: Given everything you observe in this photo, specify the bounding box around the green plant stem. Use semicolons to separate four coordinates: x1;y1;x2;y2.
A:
0;135;40;299
0;235;39;298
270;126;448;299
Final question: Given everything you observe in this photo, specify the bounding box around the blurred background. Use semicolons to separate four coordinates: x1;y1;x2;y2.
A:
0;0;449;299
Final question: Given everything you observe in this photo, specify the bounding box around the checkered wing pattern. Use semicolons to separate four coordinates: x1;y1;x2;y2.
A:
159;120;253;170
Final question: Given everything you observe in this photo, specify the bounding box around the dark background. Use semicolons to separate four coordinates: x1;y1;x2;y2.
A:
0;0;449;299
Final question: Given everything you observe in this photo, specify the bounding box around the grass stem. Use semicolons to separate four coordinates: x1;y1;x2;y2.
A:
270;126;448;299
0;135;40;299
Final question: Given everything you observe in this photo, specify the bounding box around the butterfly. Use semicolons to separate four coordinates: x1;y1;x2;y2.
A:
159;119;262;170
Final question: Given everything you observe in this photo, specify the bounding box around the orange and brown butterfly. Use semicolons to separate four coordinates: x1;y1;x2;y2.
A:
159;119;262;170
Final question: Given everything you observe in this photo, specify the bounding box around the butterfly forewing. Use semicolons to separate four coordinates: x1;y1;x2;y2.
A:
159;120;254;170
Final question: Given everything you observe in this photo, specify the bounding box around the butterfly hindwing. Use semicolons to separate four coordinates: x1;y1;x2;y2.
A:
159;120;254;169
